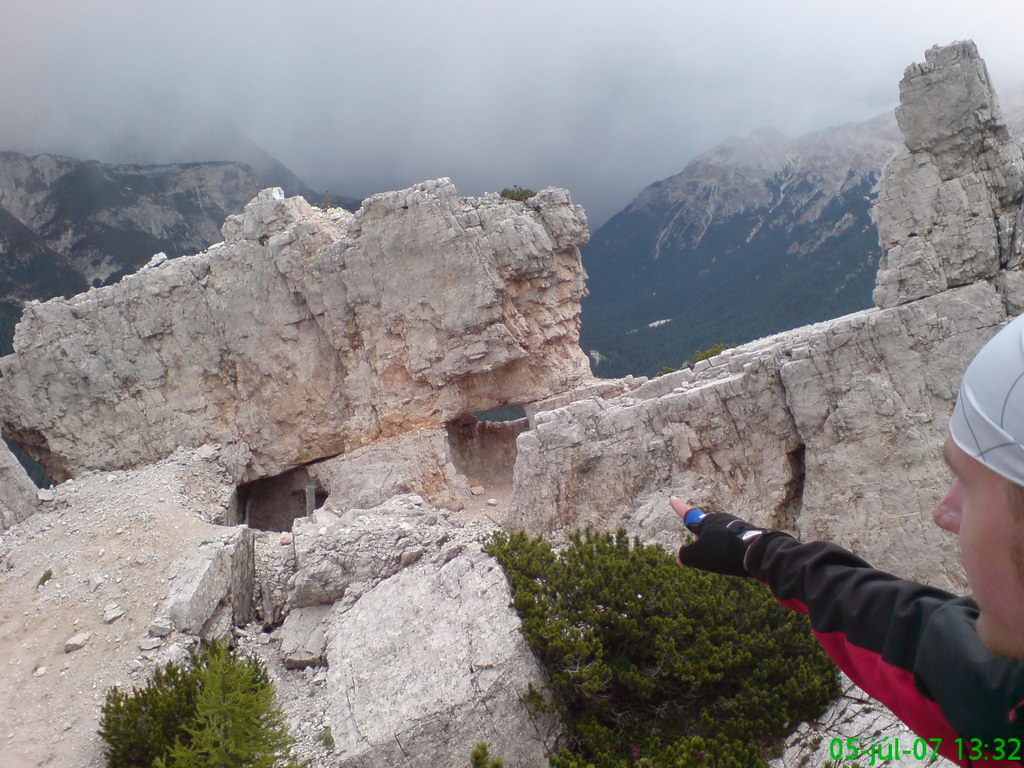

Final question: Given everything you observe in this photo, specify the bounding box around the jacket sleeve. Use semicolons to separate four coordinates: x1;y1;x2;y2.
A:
745;533;1024;766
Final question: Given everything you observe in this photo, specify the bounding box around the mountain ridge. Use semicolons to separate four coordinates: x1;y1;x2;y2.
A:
581;112;904;376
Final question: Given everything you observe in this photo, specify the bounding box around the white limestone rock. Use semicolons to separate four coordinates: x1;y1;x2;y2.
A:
513;283;1005;591
279;604;332;669
63;631;91;653
308;429;472;513
0;180;592;485
102;601;125;624
873;41;1024;308
163;526;254;635
324;546;562;768
287;494;484;608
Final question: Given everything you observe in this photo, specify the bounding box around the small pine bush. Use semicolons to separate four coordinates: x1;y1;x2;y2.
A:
686;342;733;367
500;186;535;201
99;653;201;768
471;742;506;767
99;642;298;768
316;190;342;209
487;529;840;768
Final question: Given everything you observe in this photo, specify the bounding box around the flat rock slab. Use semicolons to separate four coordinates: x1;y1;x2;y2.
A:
280;604;332;669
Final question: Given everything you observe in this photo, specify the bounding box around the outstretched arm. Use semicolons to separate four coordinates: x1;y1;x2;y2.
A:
671;498;1024;765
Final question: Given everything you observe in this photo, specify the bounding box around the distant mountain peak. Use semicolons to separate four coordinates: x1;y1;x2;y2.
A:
581;111;906;377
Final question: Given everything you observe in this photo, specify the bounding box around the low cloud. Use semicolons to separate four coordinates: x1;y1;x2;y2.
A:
3;1;1024;227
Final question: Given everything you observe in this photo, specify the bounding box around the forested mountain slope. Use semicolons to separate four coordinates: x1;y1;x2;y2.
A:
581;115;903;377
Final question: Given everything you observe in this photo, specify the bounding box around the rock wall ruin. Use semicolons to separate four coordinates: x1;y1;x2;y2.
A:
0;180;593;485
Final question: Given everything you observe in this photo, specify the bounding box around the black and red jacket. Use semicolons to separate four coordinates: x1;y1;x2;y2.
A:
746;534;1024;766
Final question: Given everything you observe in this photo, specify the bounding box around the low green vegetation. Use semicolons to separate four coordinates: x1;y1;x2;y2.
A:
486;529;839;768
686;341;734;366
316;726;335;750
654;342;735;376
500;186;535;201
37;568;53;587
99;641;299;768
471;742;506;768
315;190;342;210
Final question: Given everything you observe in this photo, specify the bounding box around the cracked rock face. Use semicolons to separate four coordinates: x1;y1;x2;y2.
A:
0;180;592;483
873;40;1024;308
511;41;1024;592
324;545;562;768
286;493;485;609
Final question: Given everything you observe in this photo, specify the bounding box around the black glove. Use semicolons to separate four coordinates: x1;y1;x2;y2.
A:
676;512;770;577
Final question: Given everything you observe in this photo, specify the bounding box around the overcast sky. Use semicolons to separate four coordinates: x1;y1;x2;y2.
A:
4;1;1024;227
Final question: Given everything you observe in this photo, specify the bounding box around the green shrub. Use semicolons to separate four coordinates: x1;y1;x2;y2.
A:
99;652;202;768
37;568;53;587
486;530;839;768
316;190;342;209
500;186;535;201
317;726;335;749
471;742;506;767
686;342;734;367
99;642;298;768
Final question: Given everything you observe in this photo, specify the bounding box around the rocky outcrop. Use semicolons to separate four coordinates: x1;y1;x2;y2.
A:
325;544;562;768
307;429;472;513
161;525;254;636
873;40;1024;308
286;494;486;608
0;180;592;483
515;283;999;589
511;41;1024;592
0;439;38;530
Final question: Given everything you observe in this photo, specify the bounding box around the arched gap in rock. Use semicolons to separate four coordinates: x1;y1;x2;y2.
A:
236;466;328;531
2;434;55;488
446;405;529;494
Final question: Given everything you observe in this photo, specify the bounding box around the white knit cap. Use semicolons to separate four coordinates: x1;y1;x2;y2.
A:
949;313;1024;487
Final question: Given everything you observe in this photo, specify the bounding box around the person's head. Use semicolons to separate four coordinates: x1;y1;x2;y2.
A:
935;313;1024;659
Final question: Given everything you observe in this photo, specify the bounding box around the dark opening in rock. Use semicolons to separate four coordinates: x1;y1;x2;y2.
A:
446;406;529;489
237;466;328;531
2;435;55;488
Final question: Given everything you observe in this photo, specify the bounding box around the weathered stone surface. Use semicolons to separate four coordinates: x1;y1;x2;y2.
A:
288;494;484;608
280;604;332;669
873;41;1024;308
0;180;592;484
102;601;124;624
226;525;255;626
148;616;172;637
0;439;38;530
163;526;253;634
254;529;295;626
325;546;562;768
308;429;471;513
63;631;91;653
514;284;1003;590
